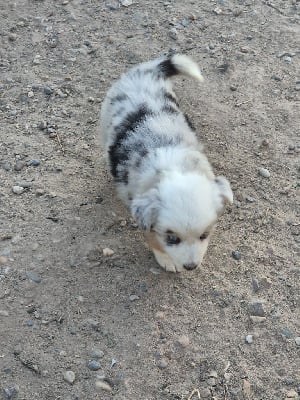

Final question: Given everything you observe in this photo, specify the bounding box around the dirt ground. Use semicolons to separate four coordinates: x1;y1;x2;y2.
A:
0;0;299;399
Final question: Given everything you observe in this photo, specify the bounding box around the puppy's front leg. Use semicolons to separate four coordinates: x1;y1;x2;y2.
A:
153;249;177;273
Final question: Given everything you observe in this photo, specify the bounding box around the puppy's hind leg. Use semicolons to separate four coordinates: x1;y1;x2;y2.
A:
153;249;177;273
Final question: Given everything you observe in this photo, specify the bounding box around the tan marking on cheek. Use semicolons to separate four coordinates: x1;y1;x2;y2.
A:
145;232;166;253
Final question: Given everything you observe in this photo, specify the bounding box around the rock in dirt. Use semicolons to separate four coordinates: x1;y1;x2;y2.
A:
248;301;266;317
286;389;298;398
232;250;241;260
95;380;112;392
0;310;9;317
0;256;8;264
176;335;190;348
243;379;251;397
129;294;139;301
26;271;42;283
250;316;266;324
157;358;168;369
3;385;19;399
295;337;300;346
14;161;25;171
12;185;25;195
63;370;76;384
259;167;270;178
245;334;253;344
87;360;101;371
89;349;104;359
102;248;114;256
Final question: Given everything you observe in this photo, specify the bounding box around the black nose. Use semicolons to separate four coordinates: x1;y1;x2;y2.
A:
183;263;197;271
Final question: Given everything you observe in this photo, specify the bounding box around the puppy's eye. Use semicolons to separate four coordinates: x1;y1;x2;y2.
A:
199;232;209;241
166;234;181;245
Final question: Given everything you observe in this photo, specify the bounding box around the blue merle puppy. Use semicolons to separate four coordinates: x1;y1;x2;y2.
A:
100;54;233;273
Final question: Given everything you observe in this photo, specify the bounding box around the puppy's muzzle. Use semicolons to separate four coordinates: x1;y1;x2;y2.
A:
183;263;198;271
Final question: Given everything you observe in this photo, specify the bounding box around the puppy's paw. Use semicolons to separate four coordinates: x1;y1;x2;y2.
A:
153;250;177;273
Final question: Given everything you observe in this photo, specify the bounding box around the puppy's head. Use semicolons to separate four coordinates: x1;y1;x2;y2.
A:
131;172;233;272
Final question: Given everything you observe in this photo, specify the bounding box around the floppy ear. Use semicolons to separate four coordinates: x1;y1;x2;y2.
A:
215;176;233;205
130;189;160;231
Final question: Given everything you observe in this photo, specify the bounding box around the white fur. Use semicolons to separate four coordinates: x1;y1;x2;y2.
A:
100;54;233;272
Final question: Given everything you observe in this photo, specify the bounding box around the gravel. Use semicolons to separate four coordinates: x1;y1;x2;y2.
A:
295;337;300;346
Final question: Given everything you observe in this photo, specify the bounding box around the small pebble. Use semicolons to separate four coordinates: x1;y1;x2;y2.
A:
0;256;8;264
120;0;133;6
0;310;9;317
208;370;218;378
157;358;168;369
281;327;293;339
169;28;178;40
207;377;217;386
83;39;92;46
38;121;47;130
232;250;241;260
246;196;255;203
18;181;32;188
95;380;112;392
252;277;260;292
3;386;19;399
250;316;266;323
63;370;76;384
12;186;24;195
14;161;25;171
176;335;190;348
295;337;300;346
249;301;266;317
8;33;17;41
129;294;140;302
245;334;253;344
43;86;54;95
30;159;40;167
35;188;45;196
102;248;114;256
283;56;292;64
259;167;270;178
25;271;42;283
90;349;104;359
87;360;101;371
111;358;117;368
286;389;298;398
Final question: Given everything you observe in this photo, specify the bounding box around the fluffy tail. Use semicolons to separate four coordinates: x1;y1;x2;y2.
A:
159;54;204;82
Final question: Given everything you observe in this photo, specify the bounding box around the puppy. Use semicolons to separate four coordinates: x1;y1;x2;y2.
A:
100;54;233;272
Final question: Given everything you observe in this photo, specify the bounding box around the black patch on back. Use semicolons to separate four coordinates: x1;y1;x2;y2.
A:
110;94;128;105
161;105;179;115
163;90;180;107
184;113;195;131
159;59;178;78
108;105;151;183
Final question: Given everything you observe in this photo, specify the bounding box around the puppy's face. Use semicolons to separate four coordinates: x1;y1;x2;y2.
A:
132;172;233;272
